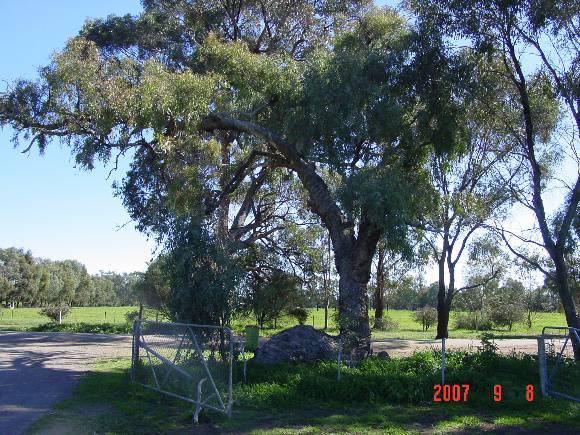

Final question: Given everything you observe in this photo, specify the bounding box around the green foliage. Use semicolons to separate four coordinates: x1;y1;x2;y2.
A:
454;312;493;331
478;333;498;355
124;309;140;325
487;279;526;331
0;247;141;307
373;314;399;331
246;269;303;328
31;322;131;334
134;224;244;326
411;307;437;332
288;307;309;325
40;305;71;322
240;349;553;409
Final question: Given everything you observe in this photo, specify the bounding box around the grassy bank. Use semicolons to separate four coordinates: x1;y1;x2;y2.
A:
29;350;580;434
0;306;567;339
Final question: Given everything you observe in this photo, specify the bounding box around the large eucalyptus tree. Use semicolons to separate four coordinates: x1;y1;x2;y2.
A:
1;1;462;356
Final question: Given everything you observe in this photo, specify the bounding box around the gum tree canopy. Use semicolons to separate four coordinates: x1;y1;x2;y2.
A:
0;1;463;357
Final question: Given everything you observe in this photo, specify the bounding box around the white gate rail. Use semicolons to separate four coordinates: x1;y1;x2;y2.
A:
537;326;580;402
131;320;237;422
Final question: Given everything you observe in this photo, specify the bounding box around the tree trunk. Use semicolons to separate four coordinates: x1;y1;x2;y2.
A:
374;245;386;329
436;242;457;340
324;296;329;330
505;42;580;359
323;233;331;331
553;255;580;359
435;252;448;339
436;299;452;339
337;269;371;359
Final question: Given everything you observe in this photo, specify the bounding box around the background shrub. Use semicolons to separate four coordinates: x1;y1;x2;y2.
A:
412;307;437;331
288;307;308;325
40;305;70;323
31;322;131;334
124;309;141;325
454;312;493;331
373;314;399;331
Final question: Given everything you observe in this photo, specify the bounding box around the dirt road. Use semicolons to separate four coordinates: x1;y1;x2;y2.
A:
0;331;540;434
0;332;132;435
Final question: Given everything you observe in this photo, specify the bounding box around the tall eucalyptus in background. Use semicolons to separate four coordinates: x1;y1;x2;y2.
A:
411;0;580;356
1;2;465;356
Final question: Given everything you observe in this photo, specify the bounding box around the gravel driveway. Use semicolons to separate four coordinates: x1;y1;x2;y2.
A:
0;331;540;435
0;332;132;435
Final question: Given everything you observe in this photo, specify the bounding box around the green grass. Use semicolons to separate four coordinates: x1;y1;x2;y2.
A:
1;306;566;339
29;351;580;434
0;306;138;330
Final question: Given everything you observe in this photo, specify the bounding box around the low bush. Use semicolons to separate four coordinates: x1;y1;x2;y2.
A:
124;309;140;325
40;305;70;323
373;314;399;331
454;312;493;331
489;302;525;330
31;322;132;334
238;349;548;409
288;307;308;325
412;307;437;332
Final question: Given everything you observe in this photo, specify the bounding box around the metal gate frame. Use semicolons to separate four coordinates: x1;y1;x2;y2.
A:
131;320;235;422
537;326;580;402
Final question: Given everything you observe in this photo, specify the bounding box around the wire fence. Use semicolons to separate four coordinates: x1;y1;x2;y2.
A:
131;320;245;422
537;326;580;402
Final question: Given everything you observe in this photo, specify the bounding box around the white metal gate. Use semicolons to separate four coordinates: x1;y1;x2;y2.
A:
537;326;580;402
131;320;237;422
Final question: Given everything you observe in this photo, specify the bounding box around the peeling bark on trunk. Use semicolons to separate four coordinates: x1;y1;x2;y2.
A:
337;269;371;359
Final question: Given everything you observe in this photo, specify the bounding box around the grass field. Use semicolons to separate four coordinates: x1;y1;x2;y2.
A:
0;306;134;329
0;306;567;339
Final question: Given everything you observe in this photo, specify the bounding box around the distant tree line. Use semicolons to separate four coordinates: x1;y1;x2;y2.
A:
0;247;141;307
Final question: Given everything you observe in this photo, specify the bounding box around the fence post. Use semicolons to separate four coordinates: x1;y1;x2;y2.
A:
537;337;548;396
441;338;446;386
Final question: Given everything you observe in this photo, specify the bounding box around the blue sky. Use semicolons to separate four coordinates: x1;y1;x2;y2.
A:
0;0;154;274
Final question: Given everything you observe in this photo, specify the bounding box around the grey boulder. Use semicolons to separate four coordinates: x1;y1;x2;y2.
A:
251;325;339;364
